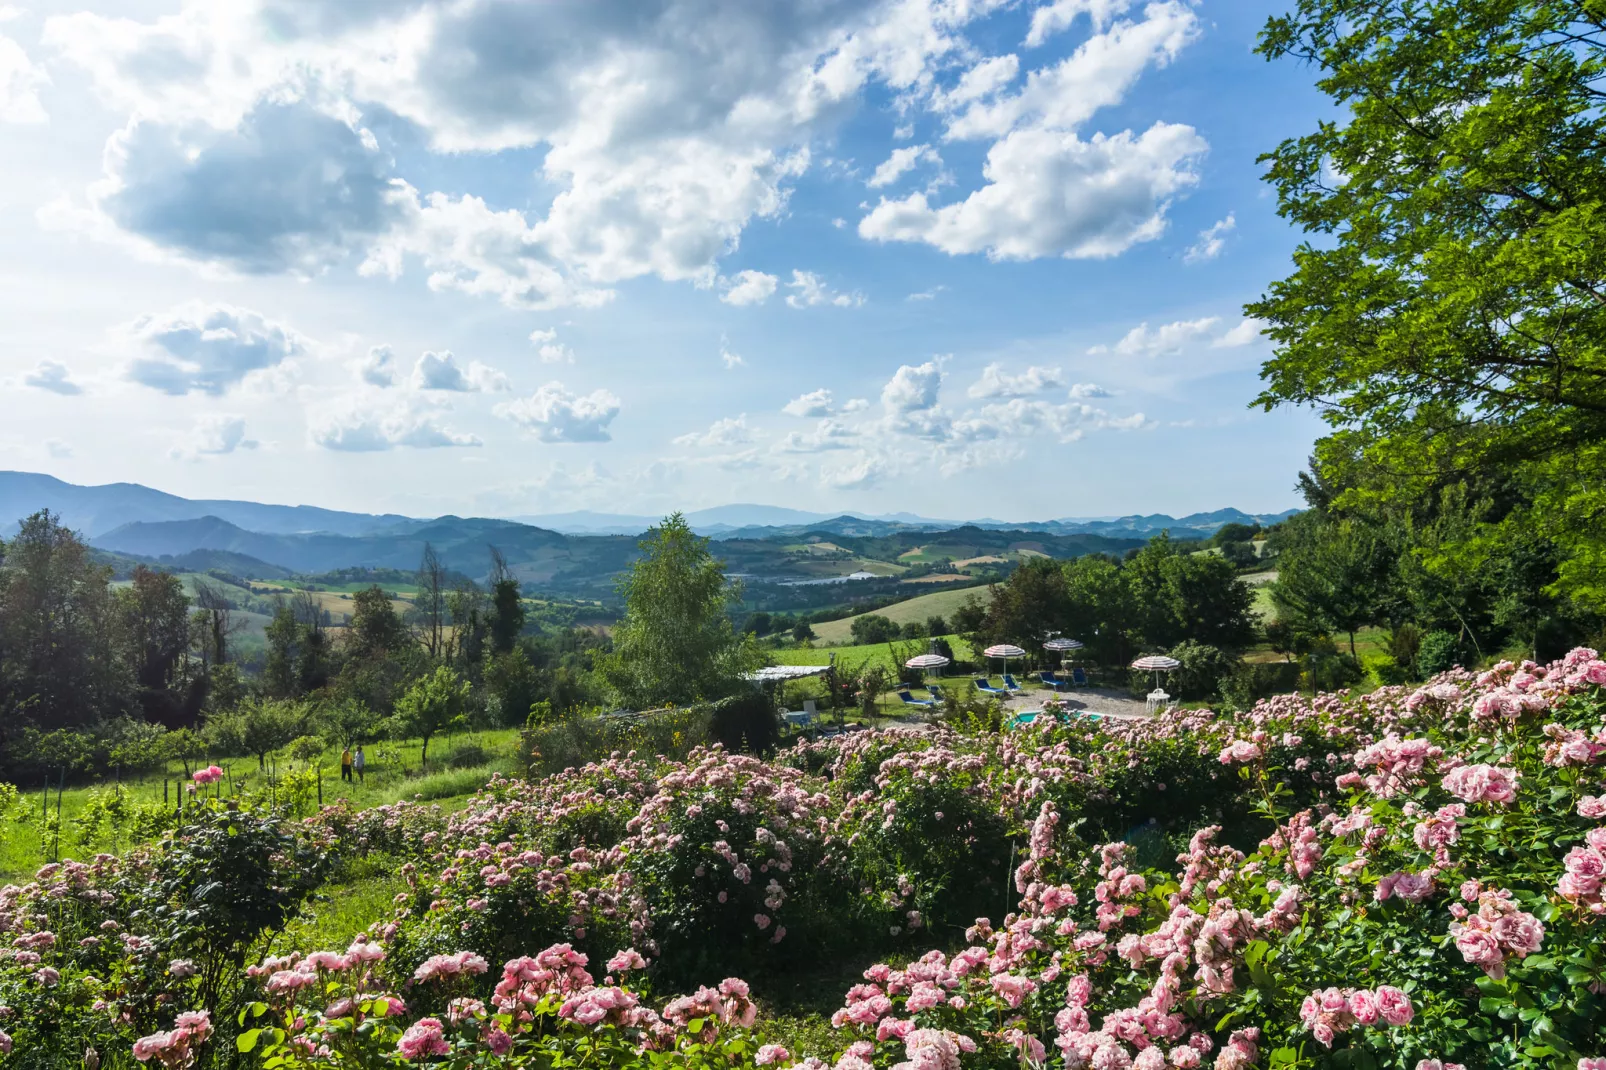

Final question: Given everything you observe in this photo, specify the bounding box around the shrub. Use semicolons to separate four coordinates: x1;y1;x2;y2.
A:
1418;629;1463;675
1165;640;1240;700
1364;651;1411;686
522;707;713;776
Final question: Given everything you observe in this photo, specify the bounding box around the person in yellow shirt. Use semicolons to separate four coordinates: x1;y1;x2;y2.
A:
341;746;353;782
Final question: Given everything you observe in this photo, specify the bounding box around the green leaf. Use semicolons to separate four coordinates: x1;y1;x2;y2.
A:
236;1029;263;1053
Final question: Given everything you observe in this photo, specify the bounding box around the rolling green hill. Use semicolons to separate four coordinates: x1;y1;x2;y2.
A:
809;586;993;644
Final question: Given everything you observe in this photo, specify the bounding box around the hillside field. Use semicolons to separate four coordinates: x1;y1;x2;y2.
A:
807;584;991;643
769;634;978;676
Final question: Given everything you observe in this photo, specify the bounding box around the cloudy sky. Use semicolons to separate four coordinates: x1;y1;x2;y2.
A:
0;0;1331;521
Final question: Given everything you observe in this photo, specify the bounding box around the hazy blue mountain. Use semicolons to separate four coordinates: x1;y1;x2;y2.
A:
0;471;413;538
4;474;1296;563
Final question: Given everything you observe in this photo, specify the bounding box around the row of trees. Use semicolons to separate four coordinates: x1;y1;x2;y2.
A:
973;535;1258;666
1268;460;1604;672
0;510;614;780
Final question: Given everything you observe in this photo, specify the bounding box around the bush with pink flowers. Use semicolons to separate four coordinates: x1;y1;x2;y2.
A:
11;649;1606;1070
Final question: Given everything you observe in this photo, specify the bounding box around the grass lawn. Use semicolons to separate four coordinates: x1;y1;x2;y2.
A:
807;586;992;644
0;727;525;880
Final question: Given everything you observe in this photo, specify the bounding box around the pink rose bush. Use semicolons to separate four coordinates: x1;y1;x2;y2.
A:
9;648;1606;1070
238;941;770;1068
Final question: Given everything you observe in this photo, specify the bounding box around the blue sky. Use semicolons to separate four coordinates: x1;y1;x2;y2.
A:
0;0;1333;522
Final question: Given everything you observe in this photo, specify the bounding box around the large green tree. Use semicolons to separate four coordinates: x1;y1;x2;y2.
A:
1124;536;1258;651
1271;512;1398;655
600;514;757;708
1251;0;1606;604
981;556;1071;654
0;511;130;728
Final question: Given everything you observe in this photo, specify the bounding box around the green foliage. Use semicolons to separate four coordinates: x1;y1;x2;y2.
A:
601;514;759;708
389;665;471;769
1417;629;1464;676
1125;534;1258;651
206;698;311;769
1161;639;1239;701
0;510;131;731
1251;0;1606;607
706;691;781;755
522;707;715;776
848;613;898;644
1272;512;1397;654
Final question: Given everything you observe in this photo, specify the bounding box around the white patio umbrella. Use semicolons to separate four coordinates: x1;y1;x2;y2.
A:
984;643;1027;680
904;653;951;670
1130;654;1181;688
1043;637;1084;672
905;652;951;691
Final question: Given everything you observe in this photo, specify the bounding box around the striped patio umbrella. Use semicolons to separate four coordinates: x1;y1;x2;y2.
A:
1131;654;1181;688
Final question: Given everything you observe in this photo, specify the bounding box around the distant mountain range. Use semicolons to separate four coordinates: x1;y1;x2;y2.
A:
0;471;412;538
0;472;1296;599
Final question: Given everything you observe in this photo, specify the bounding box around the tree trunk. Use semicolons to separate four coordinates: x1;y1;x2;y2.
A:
1348;630;1357;658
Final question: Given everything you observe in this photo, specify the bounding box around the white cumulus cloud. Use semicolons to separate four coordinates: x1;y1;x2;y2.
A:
171;414;257;459
786;270;864;309
1184;213;1235;263
1089;316;1221;357
783;389;835;418
968;362;1065;399
673;415;753;448
860;123;1205;261
310;399;482;452
496;381;621;443
0;29;47;124
529;329;576;365
121;302;306;395
359;344;396;387
1212;317;1269;348
411;351;511;393
882;361;943;413
719;270;778;306
23;361;83;395
867;144;942;188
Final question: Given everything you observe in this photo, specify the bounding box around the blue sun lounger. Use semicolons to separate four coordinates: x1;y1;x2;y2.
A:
974;677;1008;696
1002;673;1025;694
898;689;935;708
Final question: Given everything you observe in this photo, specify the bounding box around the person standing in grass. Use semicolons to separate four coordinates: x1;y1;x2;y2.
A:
341;746;353;782
353;745;365;783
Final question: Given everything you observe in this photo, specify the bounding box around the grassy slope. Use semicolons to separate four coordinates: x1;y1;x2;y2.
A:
808;586;992;644
0;728;523;881
770;635;978;675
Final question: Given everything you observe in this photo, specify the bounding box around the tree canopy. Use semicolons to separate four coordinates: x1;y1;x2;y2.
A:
1251;0;1606;604
601;514;757;708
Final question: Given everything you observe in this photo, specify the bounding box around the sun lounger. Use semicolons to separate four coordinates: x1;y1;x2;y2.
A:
1039;671;1069;692
1071;667;1089;687
1002;673;1025;694
974;678;1008;696
927;683;946;702
897;690;936;708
